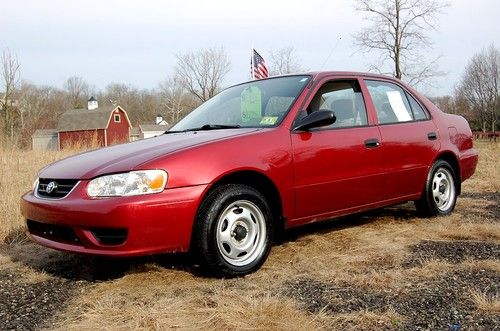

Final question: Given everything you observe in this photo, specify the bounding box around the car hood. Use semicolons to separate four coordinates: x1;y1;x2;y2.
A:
39;129;259;179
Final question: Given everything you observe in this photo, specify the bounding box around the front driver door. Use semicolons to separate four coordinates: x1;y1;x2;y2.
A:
290;78;384;224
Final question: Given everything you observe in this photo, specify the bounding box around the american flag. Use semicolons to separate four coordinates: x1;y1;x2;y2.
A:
252;49;269;80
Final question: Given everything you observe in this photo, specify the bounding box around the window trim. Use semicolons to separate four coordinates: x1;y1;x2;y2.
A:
114;114;121;123
363;78;432;126
403;90;431;121
293;78;372;132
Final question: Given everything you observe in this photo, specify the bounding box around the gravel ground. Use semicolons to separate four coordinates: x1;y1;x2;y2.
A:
0;269;87;331
460;191;500;220
284;238;500;331
404;240;500;267
285;268;499;330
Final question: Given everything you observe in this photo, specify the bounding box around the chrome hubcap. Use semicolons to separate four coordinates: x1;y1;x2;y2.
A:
216;200;267;267
432;168;455;211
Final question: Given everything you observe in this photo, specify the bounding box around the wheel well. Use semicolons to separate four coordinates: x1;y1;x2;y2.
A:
437;152;461;195
205;171;284;229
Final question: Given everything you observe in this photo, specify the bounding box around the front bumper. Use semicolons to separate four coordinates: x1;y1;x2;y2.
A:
20;182;208;256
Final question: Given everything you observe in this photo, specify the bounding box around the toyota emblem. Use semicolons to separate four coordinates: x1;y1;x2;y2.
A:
46;181;58;194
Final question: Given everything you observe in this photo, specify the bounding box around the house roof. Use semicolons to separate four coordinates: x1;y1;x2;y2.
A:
139;124;170;132
57;106;126;132
32;129;58;137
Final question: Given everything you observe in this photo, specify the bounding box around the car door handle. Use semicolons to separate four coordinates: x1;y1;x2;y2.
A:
427;132;437;140
364;138;380;148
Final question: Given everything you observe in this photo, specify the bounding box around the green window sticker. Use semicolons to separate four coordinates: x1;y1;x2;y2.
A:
241;86;262;123
260;116;278;125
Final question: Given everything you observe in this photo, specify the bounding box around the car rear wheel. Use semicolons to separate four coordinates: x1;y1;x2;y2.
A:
194;184;273;277
415;160;457;216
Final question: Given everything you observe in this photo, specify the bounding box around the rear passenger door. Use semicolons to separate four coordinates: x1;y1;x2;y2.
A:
363;79;439;201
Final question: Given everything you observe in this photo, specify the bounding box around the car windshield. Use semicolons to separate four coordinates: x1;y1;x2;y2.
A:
169;75;311;132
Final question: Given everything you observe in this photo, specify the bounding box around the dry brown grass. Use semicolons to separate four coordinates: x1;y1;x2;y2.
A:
0;141;100;243
0;148;73;242
471;291;500;315
49;269;324;331
0;141;498;330
467;140;500;192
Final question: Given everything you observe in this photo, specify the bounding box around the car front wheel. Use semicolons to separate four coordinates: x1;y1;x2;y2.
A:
415;160;457;216
194;184;273;277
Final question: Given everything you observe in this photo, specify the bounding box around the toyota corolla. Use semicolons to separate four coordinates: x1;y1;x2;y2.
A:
21;72;478;277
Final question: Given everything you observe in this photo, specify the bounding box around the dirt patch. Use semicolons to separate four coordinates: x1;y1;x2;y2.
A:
404;240;500;267
0;270;87;331
284;268;500;330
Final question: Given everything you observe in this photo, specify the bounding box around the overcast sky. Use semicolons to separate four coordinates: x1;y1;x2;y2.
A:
1;0;499;96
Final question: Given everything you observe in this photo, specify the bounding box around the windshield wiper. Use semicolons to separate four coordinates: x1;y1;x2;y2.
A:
165;124;241;134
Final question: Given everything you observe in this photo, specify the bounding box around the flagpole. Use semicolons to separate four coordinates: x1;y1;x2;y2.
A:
250;46;254;80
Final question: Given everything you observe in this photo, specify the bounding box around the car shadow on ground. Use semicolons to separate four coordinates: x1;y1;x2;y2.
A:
281;202;418;244
3;241;197;282
4;203;419;282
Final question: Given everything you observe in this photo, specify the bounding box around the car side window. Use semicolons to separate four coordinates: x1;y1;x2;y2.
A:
365;80;414;124
406;93;429;120
307;80;368;128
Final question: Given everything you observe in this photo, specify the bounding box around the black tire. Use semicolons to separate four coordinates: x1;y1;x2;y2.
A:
193;184;274;277
415;160;458;216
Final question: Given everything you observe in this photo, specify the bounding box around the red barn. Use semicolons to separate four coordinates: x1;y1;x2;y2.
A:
57;99;131;149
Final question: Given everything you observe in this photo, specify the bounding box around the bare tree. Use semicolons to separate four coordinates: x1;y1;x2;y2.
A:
354;0;447;85
269;47;305;75
64;76;89;108
1;49;21;140
103;82;134;106
14;82;69;147
175;47;231;102
158;75;194;124
458;45;499;132
430;95;455;114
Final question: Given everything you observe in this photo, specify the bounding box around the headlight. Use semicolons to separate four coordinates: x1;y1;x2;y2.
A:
32;178;39;193
87;170;168;197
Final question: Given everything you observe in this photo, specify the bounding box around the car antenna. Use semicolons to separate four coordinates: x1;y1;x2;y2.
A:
320;36;342;70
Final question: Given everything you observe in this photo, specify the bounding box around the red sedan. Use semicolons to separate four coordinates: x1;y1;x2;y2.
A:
21;72;478;276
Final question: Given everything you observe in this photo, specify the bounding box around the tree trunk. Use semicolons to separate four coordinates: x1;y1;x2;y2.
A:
394;0;402;79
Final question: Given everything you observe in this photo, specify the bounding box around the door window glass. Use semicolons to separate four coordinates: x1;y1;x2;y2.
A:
307;80;368;128
406;93;429;120
365;80;414;124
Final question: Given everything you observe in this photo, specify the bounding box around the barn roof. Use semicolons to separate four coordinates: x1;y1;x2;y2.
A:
57;106;126;132
32;129;58;137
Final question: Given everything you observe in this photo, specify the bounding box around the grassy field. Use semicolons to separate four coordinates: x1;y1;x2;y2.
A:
0;142;498;330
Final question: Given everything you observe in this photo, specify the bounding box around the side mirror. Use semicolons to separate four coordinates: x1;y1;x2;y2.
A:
293;110;336;131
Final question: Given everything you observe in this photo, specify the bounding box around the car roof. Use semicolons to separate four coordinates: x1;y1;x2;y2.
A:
297;71;401;81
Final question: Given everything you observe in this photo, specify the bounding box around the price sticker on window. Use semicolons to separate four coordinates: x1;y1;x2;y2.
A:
241;86;262;123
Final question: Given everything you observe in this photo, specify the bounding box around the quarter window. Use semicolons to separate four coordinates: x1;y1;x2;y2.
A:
406;93;429;120
365;80;414;124
307;80;368;128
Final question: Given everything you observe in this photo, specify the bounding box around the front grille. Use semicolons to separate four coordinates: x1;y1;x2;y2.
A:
90;228;128;246
36;178;79;199
27;219;80;244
